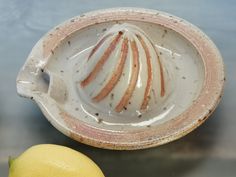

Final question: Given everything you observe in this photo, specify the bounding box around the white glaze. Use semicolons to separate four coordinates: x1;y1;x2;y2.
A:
16;8;225;150
29;21;204;131
77;23;172;116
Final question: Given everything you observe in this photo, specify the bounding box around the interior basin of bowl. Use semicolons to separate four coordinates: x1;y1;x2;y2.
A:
44;20;205;132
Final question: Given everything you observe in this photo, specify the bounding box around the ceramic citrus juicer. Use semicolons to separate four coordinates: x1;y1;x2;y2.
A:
17;8;225;150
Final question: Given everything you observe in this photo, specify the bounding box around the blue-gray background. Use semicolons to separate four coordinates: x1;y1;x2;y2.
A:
0;0;235;176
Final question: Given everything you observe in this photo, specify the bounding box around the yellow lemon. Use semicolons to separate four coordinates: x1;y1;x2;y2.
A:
8;144;105;177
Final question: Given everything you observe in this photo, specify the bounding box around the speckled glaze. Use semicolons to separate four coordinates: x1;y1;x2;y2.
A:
78;23;170;116
16;8;225;150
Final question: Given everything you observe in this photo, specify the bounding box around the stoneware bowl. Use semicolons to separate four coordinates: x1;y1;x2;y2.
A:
16;8;225;150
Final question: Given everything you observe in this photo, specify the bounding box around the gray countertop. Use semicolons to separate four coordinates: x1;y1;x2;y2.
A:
0;0;236;176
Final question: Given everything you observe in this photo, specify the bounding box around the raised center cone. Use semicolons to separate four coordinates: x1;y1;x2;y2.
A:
78;23;171;116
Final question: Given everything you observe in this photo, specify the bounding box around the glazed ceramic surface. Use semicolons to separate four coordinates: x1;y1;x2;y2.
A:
78;23;170;115
16;8;224;150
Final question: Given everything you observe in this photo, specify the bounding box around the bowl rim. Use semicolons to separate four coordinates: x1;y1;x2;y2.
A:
17;7;225;150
